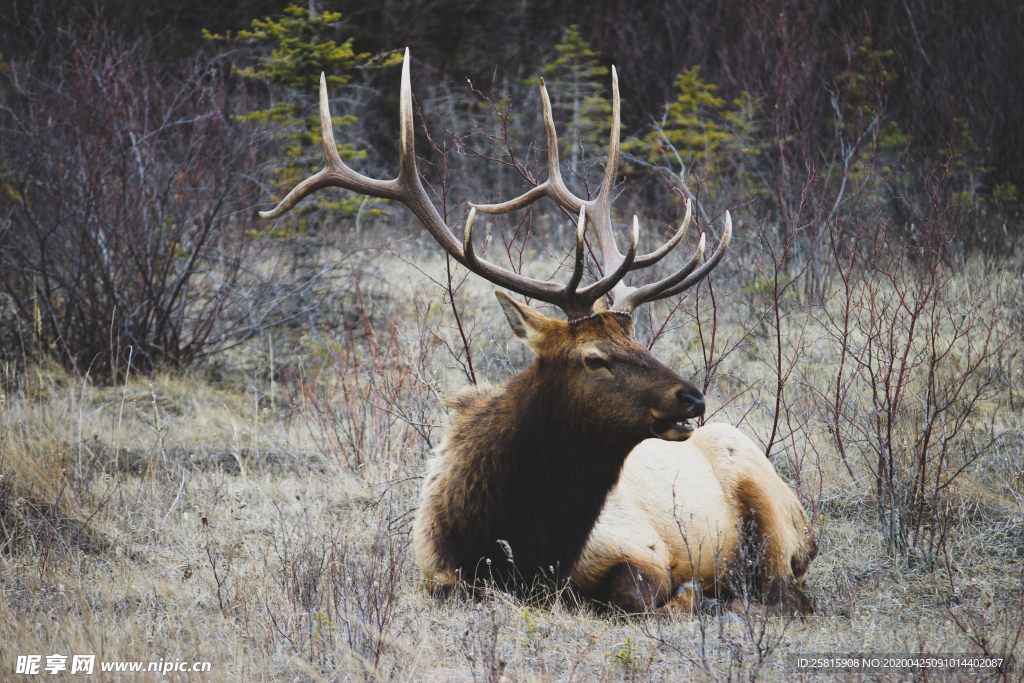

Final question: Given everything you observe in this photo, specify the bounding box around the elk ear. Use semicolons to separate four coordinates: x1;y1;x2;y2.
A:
495;291;548;352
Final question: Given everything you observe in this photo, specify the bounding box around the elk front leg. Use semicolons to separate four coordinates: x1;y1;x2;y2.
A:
600;562;672;613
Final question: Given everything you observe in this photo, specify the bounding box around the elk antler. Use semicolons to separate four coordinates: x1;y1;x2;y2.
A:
470;66;731;315
259;50;729;319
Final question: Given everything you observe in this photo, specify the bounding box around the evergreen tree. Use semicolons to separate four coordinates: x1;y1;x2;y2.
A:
206;5;388;216
532;26;611;180
623;66;758;216
624;66;736;173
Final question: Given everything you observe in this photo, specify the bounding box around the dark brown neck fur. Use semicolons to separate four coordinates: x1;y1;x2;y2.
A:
429;362;638;593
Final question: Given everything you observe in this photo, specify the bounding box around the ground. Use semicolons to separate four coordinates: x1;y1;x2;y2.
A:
1;239;1021;682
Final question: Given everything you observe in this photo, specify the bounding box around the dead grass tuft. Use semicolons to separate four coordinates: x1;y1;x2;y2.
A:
0;437;109;557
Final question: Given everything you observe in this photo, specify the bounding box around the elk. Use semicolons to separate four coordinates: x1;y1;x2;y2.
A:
260;50;816;613
573;425;817;613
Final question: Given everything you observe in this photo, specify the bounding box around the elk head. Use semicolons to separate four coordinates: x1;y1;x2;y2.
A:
260;50;731;442
494;291;704;441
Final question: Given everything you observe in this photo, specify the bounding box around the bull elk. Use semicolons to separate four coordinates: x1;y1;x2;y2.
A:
260;51;817;613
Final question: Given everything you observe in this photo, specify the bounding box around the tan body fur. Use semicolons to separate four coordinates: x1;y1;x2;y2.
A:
572;424;817;612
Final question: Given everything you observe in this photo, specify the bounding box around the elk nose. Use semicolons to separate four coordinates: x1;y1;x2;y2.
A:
676;390;705;417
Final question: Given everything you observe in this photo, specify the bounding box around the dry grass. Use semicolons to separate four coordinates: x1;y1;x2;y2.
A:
1;236;1022;682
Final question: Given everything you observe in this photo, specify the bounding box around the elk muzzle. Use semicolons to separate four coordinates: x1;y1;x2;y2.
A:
650;384;705;441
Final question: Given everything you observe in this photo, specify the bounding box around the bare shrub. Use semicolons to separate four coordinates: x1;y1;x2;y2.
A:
289;281;443;471
269;493;410;675
948;581;1024;683
0;22;348;379
823;159;1016;563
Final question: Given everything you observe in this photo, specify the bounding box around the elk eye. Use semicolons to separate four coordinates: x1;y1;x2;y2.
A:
584;355;610;371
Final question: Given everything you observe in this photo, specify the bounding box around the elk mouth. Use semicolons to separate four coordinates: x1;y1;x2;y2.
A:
651;417;695;441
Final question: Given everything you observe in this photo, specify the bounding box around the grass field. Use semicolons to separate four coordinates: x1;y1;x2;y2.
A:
1;228;1022;682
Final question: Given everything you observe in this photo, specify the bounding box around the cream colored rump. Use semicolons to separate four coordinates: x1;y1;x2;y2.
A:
573;424;766;594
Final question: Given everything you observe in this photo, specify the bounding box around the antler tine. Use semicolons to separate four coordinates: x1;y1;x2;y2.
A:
657;211;732;298
392;50;464;257
597;66;621;213
615;211;732;312
563;69;694;301
584;75;700;277
462;207;603;315
615;234;703;313
259;73;386;219
587;66;624;267
469;183;555;216
538;77;589;211
471;77;586;217
462;205;595;311
579;214;638;303
479;202;612;315
565;205;587;296
630;199;694;270
260;51;590;308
